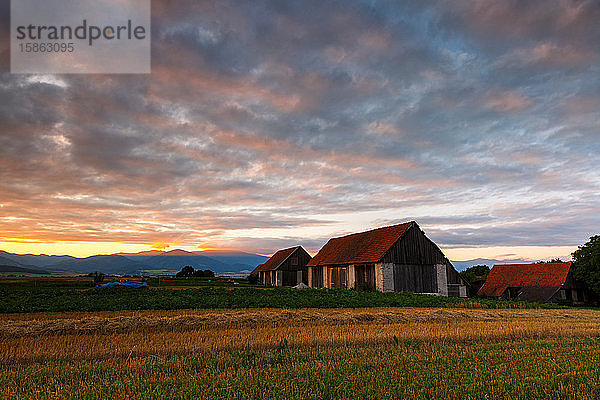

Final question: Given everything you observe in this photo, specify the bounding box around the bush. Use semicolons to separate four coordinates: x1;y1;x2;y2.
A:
355;283;375;292
0;286;562;314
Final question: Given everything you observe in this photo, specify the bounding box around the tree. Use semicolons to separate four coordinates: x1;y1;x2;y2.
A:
192;269;214;277
459;265;490;284
176;266;195;277
459;265;490;297
539;258;564;263
201;269;215;278
176;266;214;278
572;235;600;296
89;271;105;284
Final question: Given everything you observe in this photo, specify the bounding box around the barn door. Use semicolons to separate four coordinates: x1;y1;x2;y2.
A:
329;267;347;289
282;270;296;286
355;264;375;289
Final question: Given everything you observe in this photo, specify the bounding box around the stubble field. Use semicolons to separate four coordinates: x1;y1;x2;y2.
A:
2;307;600;399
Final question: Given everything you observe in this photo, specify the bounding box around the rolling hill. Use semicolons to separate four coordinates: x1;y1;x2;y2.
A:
0;255;51;274
0;250;77;268
45;255;145;275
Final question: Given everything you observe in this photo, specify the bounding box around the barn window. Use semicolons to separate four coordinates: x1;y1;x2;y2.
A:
291;257;298;265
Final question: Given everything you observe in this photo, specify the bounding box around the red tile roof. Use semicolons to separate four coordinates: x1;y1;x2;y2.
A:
307;222;414;267
478;262;572;297
253;246;300;272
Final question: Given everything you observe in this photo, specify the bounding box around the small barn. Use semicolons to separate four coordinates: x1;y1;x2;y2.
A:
306;221;467;297
251;246;311;287
477;262;588;303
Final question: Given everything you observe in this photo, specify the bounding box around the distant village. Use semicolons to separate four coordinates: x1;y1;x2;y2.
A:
251;221;590;305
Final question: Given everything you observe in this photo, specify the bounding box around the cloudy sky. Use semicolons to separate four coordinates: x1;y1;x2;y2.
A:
0;0;599;259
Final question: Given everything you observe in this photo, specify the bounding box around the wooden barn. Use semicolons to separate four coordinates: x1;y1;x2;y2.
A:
306;221;467;297
251;246;311;287
478;262;588;304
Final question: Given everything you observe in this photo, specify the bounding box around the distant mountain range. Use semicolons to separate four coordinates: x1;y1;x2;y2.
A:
451;258;533;271
0;249;546;275
0;249;268;276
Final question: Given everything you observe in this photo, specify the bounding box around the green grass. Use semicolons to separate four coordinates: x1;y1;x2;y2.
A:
0;285;561;313
3;337;600;399
144;276;256;288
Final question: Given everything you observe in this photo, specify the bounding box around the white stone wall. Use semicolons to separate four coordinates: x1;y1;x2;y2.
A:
375;263;383;291
381;263;395;292
436;263;448;296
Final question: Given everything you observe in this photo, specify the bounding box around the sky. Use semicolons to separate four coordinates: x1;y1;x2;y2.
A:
0;0;599;260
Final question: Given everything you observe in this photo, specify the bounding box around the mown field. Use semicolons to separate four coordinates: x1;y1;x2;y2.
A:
3;307;600;399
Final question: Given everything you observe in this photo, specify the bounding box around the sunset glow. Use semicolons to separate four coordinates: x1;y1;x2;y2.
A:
1;0;599;261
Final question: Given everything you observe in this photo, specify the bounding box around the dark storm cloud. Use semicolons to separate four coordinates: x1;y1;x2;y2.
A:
0;0;599;254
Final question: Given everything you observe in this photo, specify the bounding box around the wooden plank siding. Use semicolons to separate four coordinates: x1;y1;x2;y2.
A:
382;224;462;294
393;264;437;293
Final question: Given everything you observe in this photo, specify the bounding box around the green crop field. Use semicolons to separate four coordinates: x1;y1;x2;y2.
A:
0;276;560;314
4;339;600;400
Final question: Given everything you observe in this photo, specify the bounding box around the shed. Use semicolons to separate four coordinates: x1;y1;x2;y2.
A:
251;246;311;286
306;221;467;297
478;262;587;303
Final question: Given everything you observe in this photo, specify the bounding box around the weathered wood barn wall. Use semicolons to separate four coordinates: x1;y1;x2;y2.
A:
306;221;467;297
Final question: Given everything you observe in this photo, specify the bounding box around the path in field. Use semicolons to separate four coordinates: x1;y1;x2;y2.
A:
2;307;600;363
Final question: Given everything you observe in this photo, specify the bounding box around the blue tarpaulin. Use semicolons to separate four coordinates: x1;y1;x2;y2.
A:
97;281;147;289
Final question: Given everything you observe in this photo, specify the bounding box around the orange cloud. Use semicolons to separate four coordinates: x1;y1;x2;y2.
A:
151;241;170;250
